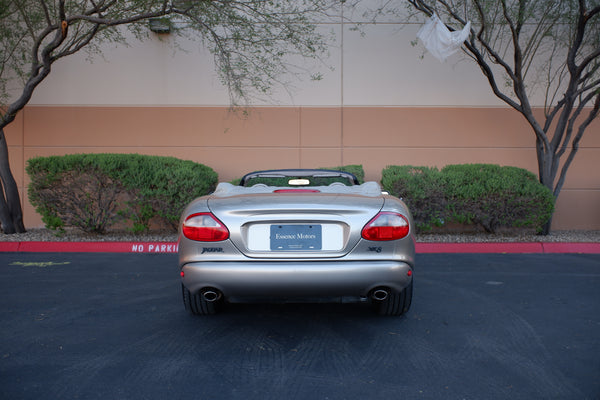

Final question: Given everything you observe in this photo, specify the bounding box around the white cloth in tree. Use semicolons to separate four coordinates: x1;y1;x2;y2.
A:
417;14;471;62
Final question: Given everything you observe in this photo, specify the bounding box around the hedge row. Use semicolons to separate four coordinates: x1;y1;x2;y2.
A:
382;164;554;233
27;154;217;234
26;156;553;235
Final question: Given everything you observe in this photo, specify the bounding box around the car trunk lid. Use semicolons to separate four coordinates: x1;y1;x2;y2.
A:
207;192;383;258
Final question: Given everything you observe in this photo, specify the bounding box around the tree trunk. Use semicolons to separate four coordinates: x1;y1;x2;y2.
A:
540;214;554;236
0;128;26;234
538;154;557;236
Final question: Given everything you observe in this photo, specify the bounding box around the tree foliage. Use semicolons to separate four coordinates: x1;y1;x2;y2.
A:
405;0;600;233
0;0;340;233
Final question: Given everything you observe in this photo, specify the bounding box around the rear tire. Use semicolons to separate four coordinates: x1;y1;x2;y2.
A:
182;284;219;315
373;281;413;316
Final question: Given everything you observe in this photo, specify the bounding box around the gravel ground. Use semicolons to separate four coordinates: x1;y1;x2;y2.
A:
1;228;599;243
415;230;600;243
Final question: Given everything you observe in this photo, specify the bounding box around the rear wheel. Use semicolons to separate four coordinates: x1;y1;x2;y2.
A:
373;281;413;316
182;284;219;315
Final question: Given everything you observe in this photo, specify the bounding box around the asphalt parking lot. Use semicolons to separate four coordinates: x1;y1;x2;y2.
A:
1;252;599;400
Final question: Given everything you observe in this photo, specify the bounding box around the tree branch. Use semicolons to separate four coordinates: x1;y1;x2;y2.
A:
554;92;600;197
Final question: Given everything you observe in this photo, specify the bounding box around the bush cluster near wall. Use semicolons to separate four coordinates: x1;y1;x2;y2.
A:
382;164;554;233
27;154;218;234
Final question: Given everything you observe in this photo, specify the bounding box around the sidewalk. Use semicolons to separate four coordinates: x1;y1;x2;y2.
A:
1;240;599;254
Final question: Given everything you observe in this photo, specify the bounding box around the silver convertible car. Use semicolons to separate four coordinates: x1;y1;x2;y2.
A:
178;169;415;316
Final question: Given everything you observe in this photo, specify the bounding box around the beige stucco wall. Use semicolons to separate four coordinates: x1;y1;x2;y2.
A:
6;105;599;230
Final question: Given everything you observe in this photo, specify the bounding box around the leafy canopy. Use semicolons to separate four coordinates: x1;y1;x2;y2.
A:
0;0;339;110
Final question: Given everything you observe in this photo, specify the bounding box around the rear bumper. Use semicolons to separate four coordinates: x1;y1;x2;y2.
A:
180;260;413;299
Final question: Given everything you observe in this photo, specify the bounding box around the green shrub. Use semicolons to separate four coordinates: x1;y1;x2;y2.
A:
27;154;217;233
381;166;448;231
323;165;365;184
382;164;554;233
441;164;554;233
27;165;125;233
147;159;218;230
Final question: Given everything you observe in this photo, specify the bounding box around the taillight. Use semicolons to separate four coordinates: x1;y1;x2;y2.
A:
361;212;410;241
182;213;229;242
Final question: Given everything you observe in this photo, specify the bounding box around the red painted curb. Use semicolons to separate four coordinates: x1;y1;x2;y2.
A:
541;242;600;254
1;241;599;253
2;241;179;253
0;242;20;252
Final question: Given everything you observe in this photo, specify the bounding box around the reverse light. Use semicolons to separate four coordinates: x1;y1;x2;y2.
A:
182;213;229;242
361;212;410;241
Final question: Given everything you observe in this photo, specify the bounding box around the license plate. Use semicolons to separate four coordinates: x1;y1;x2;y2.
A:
270;225;322;251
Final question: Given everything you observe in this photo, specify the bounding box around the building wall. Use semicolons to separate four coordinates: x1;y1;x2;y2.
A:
5;4;600;230
7;105;599;230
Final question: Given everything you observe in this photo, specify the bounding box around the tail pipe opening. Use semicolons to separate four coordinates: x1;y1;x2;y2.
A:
201;288;222;303
370;287;389;302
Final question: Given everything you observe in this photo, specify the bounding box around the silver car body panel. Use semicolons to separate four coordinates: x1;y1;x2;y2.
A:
178;180;415;301
181;260;413;300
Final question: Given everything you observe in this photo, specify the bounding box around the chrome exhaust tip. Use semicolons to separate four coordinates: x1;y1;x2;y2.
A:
371;288;389;302
201;289;222;302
